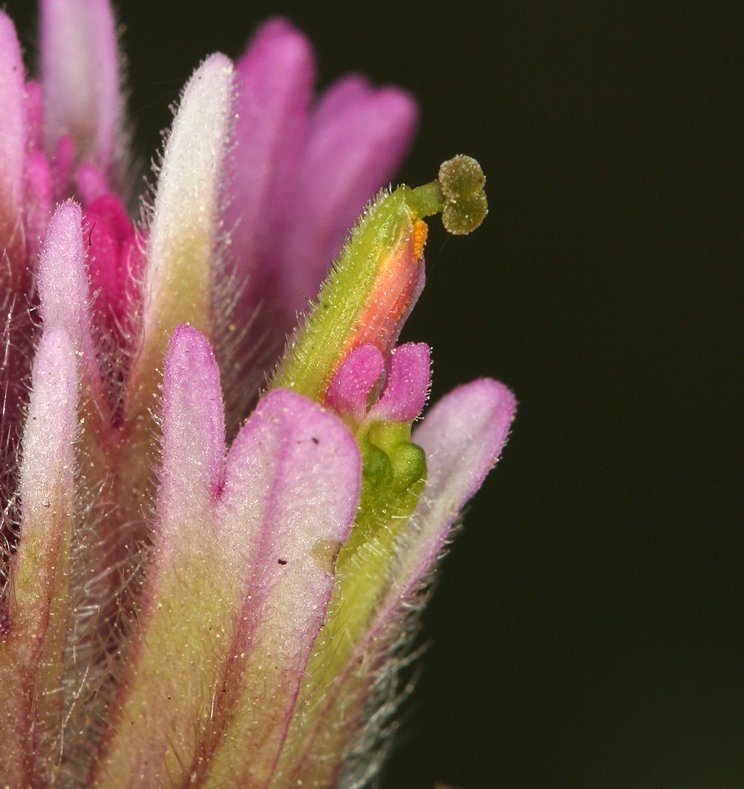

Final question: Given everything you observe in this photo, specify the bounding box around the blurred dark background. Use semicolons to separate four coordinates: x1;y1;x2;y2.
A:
14;1;744;786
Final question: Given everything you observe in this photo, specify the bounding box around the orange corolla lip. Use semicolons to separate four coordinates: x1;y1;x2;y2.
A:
338;218;428;364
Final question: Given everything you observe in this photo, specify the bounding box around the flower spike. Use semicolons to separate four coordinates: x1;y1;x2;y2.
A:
0;4;514;785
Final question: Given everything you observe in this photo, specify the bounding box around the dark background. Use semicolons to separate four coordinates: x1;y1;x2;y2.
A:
13;1;744;786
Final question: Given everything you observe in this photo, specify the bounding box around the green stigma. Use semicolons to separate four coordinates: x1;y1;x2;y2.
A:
406;154;488;235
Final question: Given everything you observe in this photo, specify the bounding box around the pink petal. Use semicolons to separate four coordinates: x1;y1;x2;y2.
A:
83;193;137;334
95;334;361;785
281;380;515;786
139;53;234;352
228;19;313;275
369;342;431;423
18;328;78;559
114;54;234;583
0;12;26;266
200;389;361;786
325;344;385;420
91;326;228;786
37;201;105;407
23;152;53;266
75;162;109;204
39;0;121;180
0;21;36;506
158;324;226;533
0;327;78;785
393;379;517;594
276;77;418;317
23;81;44;154
219;389;361;596
219;19;314;412
309;74;371;128
50;134;75;199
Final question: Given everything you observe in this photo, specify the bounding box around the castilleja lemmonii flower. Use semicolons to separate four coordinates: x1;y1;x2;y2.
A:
0;1;515;786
